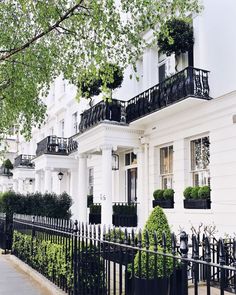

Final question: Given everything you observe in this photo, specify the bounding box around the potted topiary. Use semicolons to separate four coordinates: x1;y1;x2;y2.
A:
152;189;174;208
158;18;194;71
89;203;101;224
183;186;211;209
112;203;137;227
2;159;13;177
133;206;173;294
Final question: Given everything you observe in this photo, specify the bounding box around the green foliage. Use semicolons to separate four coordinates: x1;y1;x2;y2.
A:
191;187;200;199
3;159;13;170
89;204;101;214
104;228;126;241
198;186;211;200
12;231;105;292
183;187;193;199
134;246;173;279
112;203;137;215
153;189;164;200
143;206;171;247
0;1;201;139
163;189;174;200
134;206;173;278
0;191;72;218
183;186;211;200
158;18;194;56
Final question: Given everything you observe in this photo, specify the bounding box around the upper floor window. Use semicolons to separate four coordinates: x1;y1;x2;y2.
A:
158;52;166;83
160;145;173;189
60;119;65;137
125;152;137;166
72;112;78;134
190;136;210;186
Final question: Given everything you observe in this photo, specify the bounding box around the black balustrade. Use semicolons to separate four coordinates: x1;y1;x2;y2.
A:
79;99;126;133
36;135;78;157
14;154;35;168
78;67;210;133
126;67;210;123
0;214;235;294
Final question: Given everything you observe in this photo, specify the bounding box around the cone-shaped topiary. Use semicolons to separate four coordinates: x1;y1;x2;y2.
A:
143;206;172;248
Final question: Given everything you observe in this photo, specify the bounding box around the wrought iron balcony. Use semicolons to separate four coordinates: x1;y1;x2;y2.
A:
78;67;210;133
36;136;78;157
126;67;210;123
79;99;126;133
14;154;35;168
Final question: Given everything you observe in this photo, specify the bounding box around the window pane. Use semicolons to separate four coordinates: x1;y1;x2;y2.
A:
160;147;169;174
202;136;210;169
131;152;137;165
191;138;201;170
125;154;130;166
169;146;173;173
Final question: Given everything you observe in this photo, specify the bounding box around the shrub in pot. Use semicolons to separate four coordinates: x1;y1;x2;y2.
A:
153;189;174;208
89;204;101;224
133;206;173;294
184;186;211;209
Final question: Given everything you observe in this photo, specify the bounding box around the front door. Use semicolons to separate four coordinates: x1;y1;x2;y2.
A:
127;168;137;203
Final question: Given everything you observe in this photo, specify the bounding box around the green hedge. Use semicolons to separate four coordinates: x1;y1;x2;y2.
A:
183;186;211;200
113;203;137;215
0;191;72;219
13;231;105;292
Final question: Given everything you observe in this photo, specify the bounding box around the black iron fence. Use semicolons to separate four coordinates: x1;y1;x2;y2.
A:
0;214;235;294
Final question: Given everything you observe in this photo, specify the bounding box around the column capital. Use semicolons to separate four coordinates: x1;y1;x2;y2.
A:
78;153;88;159
100;144;114;151
133;147;144;155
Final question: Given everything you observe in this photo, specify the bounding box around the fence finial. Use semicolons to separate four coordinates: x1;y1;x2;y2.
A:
171;233;176;255
162;232;166;250
73;220;78;233
138;229;142;248
153;231;158;252
180;231;188;257
204;236;211;262
145;230;149;250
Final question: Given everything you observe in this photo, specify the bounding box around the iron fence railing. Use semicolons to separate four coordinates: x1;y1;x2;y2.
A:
36;135;78;157
0;214;234;295
14;154;35;168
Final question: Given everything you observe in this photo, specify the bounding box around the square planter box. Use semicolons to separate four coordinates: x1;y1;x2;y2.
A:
89;213;101;224
152;199;174;209
112;214;137;227
183;199;211;209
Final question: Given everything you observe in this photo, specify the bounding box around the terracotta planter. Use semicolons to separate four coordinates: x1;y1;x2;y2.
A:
152;199;174;209
183;199;211;209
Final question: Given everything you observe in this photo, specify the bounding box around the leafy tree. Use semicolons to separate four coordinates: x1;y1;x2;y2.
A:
0;0;201;139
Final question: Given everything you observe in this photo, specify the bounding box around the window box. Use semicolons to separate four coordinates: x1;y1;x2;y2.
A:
89;204;101;224
183;199;211;209
152;199;174;209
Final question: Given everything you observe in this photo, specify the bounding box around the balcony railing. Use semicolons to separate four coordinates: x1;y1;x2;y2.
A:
79;99;126;133
36;136;78;157
14;154;35;168
126;67;210;122
78;67;210;133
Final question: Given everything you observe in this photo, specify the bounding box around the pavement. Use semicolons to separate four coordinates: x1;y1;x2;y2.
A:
0;254;51;295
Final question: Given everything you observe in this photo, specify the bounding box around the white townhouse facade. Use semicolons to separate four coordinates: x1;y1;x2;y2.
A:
5;0;236;236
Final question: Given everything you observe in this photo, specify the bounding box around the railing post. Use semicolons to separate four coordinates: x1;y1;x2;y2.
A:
219;239;226;295
192;235;199;295
73;220;78;295
204;236;211;295
180;231;188;295
31;216;35;256
233;238;236;292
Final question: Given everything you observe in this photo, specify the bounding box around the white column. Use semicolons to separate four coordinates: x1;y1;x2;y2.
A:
13;180;18;192
101;145;113;226
135;147;146;228
44;168;52;193
78;154;88;223
35;171;41;192
18;179;24;193
70;168;79;219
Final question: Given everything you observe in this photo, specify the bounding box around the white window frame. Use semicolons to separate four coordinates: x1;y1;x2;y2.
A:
159;145;173;189
190;135;210;187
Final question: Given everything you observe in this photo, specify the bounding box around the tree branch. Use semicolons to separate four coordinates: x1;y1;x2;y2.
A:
0;0;84;62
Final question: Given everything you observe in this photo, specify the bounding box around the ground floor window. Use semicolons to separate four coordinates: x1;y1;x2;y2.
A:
190;136;210;186
88;168;94;195
160;145;173;189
